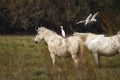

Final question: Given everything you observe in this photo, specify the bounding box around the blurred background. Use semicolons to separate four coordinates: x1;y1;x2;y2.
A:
0;0;120;35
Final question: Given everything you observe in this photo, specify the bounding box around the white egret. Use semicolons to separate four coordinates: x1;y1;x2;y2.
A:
84;13;92;25
76;20;85;24
76;14;92;25
60;26;65;37
90;12;98;22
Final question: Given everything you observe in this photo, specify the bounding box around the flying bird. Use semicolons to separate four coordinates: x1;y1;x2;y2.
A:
60;26;66;37
76;12;98;26
84;13;92;25
76;13;92;25
90;12;98;22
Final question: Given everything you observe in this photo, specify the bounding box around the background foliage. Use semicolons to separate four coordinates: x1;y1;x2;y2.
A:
0;0;120;35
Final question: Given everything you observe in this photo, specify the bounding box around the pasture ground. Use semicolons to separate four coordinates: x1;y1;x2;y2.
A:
0;35;120;80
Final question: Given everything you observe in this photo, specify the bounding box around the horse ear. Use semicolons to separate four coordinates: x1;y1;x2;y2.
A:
41;26;45;28
35;26;40;32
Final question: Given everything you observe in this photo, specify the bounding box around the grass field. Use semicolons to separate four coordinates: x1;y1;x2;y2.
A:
0;35;120;80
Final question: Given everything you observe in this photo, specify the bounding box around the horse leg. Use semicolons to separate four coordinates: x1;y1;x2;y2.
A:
71;54;80;69
92;53;100;67
79;43;86;66
50;53;56;66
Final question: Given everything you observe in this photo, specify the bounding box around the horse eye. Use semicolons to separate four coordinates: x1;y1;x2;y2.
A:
37;33;40;35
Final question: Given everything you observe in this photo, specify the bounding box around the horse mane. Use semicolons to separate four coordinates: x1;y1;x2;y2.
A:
38;26;62;37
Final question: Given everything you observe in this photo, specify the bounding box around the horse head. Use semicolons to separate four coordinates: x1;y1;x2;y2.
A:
34;27;46;43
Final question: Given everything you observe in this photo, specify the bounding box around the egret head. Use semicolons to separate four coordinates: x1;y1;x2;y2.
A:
60;26;63;29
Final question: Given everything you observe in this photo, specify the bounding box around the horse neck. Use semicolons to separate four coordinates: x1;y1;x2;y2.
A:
43;30;62;43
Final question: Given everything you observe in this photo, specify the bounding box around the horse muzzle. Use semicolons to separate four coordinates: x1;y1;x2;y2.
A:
34;41;38;44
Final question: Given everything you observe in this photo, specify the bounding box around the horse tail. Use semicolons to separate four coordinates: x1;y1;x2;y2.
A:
78;39;86;68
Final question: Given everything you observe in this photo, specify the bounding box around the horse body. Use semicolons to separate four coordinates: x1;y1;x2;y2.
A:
74;32;120;66
47;36;80;58
47;36;69;57
88;35;119;55
34;27;85;68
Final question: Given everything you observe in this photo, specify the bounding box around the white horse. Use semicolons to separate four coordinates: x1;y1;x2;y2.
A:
34;27;85;68
74;32;120;67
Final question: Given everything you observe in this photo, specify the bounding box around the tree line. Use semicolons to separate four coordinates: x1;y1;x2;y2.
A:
0;0;120;35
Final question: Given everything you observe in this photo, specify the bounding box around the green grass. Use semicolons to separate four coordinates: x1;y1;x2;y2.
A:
0;35;120;80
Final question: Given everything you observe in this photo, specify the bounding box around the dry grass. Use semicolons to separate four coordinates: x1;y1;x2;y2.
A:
0;35;120;80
